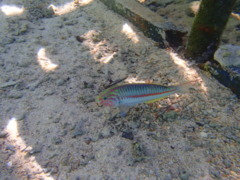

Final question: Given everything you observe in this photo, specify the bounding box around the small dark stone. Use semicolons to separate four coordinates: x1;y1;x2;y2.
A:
180;171;190;180
75;176;81;180
223;159;232;168
235;24;240;31
0;132;8;138
76;36;86;43
6;145;15;152
195;122;204;126
52;137;62;145
210;169;221;178
122;131;134;140
29;145;43;155
131;141;147;163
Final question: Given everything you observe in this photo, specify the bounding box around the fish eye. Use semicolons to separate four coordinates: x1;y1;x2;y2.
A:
103;97;107;100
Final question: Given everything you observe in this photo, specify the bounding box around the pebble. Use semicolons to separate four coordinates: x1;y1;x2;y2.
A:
223;159;232;168
56;79;66;86
6;161;12;167
51;137;62;145
0;132;8;138
162;111;177;121
16;112;27;121
131;141;147;163
100;127;112;138
180;171;190;180
200;132;208;138
6;145;15;152
0;36;15;46
28;80;42;91
72;120;85;138
45;90;55;96
210;169;221;178
90;133;100;142
0;81;18;88
122;131;134;140
8;90;23;99
29;145;42;155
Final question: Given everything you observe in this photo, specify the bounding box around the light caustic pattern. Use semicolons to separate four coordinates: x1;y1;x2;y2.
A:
49;0;93;16
37;48;58;72
5;118;55;180
0;5;24;16
169;51;208;93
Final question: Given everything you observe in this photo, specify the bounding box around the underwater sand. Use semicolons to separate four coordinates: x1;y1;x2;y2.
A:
0;0;239;179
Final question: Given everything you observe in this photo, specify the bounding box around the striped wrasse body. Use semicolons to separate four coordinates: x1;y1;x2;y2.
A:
96;81;195;116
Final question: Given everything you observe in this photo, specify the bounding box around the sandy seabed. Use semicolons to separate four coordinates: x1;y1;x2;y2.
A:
0;0;239;179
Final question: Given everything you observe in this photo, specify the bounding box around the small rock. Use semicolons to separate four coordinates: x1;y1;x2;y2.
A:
223;159;232;168
91;133;100;142
45;90;55;96
6;161;12;167
50;166;58;174
162;111;177;121
64;19;78;26
122;131;134;140
0;36;15;46
214;44;240;68
0;81;17;88
0;132;8;138
210;169;221;178
100;127;112;138
29;145;42;155
180;171;190;180
52;137;62;145
131;141;147;163
8;91;23;99
200;132;208;138
53;117;61;123
6;144;15;152
28;80;42;91
56;79;65;86
72;120;85;138
16;112;27;121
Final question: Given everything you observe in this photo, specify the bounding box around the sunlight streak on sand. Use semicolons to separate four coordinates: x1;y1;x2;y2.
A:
82;30;117;64
49;0;93;15
122;23;139;43
169;51;208;93
102;52;117;64
5;118;55;180
137;0;147;3
37;48;58;72
0;5;24;16
125;77;146;83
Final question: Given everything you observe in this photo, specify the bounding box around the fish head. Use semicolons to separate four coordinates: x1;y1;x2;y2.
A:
96;89;118;107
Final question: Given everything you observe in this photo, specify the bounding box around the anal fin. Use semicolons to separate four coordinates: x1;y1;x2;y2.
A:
145;97;165;104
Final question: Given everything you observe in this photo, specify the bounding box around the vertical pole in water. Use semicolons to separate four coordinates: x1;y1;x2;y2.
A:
185;0;236;63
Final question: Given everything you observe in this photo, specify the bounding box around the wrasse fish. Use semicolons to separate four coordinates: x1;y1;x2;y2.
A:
96;81;196;117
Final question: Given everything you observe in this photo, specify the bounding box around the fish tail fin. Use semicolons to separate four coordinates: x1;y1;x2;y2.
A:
176;80;198;93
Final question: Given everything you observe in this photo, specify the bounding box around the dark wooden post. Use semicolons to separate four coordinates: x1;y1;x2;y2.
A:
185;0;236;63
